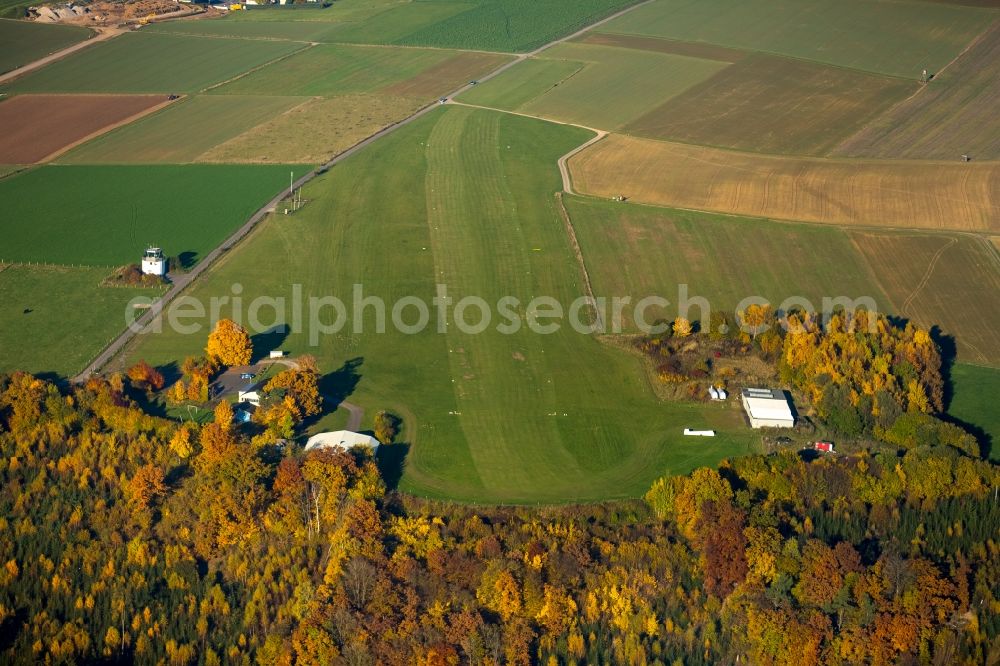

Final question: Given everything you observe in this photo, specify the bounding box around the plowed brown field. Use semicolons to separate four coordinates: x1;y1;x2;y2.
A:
0;93;171;163
569;135;1000;232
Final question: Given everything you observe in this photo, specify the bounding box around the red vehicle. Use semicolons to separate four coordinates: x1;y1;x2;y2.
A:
813;441;835;453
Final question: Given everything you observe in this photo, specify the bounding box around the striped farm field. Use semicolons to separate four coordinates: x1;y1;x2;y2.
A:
0;94;172;163
601;0;995;78
213;43;490;98
848;232;1000;365
60;95;308;164
460;42;727;130
834;21;1000;160
625;54;917;155
568;135;1000;233
0;32;303;94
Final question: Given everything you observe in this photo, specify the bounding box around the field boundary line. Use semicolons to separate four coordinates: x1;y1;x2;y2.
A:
199;41;317;93
0;26;123;85
71;0;658;382
40;94;184;163
554;192;603;330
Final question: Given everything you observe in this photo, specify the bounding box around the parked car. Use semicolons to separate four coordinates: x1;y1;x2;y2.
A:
240;373;254;380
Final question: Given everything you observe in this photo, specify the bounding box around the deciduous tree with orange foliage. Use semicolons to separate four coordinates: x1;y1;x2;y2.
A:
205;319;253;367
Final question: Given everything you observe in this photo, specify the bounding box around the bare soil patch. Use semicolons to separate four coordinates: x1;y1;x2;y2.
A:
0;93;171;163
380;51;513;99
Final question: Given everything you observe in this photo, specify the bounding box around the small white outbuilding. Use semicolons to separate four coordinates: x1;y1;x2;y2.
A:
305;430;380;455
741;388;795;428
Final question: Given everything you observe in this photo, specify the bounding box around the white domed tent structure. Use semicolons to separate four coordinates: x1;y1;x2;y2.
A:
305;430;380;455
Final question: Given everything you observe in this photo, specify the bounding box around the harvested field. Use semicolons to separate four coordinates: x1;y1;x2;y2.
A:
0;32;302;93
850;232;1000;365
569;135;1000;232
575;32;745;62
602;0;994;78
212;43;464;97
199;94;424;164
60;95;307;163
626;54;917;155
380;51;512;98
564;196;889;330
0;18;92;74
0;93;170;163
833;21;1000;160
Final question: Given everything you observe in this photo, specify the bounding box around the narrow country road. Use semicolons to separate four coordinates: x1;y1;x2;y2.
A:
72;0;653;383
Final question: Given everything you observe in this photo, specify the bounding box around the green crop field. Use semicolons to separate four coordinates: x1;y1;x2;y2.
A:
225;0;404;23
60;95;308;164
213;43;465;97
625;54;917;155
948;363;1000;460
0;164;303;266
460;42;726;130
394;0;638;52
0;264;159;377
0;32;303;94
564;196;891;329
148;18;343;42
603;0;994;78
0;18;92;74
320;1;474;44
123;107;755;503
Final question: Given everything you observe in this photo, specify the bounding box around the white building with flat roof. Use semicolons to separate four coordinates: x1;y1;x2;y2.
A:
741;388;795;429
305;430;380;455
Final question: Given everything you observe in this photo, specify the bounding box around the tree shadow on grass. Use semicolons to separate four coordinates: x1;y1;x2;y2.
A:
251;325;290;363
377;443;410;491
319;357;363;408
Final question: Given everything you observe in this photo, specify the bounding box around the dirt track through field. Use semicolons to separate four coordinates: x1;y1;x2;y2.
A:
0;93;173;163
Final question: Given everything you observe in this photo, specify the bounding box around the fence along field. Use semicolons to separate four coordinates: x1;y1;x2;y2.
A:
59;95;308;164
460;42;727;130
833;20;1000;161
123;107;754;504
601;0;995;78
569;135;1000;233
0;32;302;94
562;196;891;331
624;54;918;156
0;264;158;377
0;94;172;163
847;232;1000;366
0;164;300;266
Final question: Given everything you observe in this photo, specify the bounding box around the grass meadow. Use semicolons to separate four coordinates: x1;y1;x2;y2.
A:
1;32;303;94
602;0;994;78
0;164;303;266
564;196;890;329
948;364;1000;460
59;95;309;164
0;264;160;377
0;18;92;74
123;107;755;503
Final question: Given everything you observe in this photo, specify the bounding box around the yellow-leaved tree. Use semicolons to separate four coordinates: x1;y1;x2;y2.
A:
205;319;253;367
